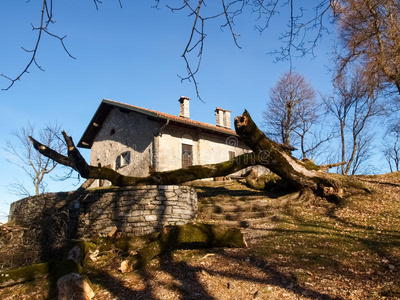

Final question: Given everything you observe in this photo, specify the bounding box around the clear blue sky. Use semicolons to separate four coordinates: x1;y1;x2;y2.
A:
0;1;365;221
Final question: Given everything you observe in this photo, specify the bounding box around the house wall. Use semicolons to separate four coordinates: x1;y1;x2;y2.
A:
156;124;199;171
155;123;250;172
90;108;159;186
197;131;250;165
88;107;253;181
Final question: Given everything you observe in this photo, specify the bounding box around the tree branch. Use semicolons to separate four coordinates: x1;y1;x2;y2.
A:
28;136;76;170
30;130;256;186
319;161;346;172
1;0;75;91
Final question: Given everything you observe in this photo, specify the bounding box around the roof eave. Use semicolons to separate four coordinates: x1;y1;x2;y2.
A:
77;99;238;149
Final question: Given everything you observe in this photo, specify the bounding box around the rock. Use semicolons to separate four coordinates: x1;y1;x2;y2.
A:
120;260;133;273
107;226;118;238
57;273;94;300
67;245;83;265
88;250;100;262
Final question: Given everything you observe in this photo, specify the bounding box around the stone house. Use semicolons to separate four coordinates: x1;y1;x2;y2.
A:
78;97;251;187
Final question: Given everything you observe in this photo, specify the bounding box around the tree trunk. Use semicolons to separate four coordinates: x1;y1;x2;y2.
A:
234;110;345;199
120;223;247;273
29;110;366;201
0;240;92;288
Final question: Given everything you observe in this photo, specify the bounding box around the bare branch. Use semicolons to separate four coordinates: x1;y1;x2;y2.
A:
1;0;75;91
93;0;102;11
177;0;205;101
220;0;242;49
42;30;76;59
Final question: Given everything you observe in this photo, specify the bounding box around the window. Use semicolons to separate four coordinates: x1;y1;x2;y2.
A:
182;144;193;168
229;151;236;161
116;151;131;170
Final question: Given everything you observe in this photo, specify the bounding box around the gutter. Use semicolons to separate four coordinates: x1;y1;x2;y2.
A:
155;118;170;137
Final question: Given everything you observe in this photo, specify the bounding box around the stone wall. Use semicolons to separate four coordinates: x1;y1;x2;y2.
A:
9;185;198;237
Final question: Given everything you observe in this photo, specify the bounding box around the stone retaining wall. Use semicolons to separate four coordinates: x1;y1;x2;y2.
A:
8;185;198;237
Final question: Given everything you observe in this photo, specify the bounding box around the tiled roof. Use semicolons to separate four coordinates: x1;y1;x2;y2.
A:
78;99;237;148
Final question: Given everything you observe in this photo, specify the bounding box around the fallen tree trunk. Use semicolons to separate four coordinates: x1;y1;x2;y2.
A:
234;111;345;199
120;223;247;273
29;110;367;201
29;132;256;186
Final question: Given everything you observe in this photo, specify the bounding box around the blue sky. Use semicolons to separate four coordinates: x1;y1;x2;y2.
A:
0;1;351;221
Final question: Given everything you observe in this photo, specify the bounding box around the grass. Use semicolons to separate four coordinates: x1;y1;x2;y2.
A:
193;176;400;298
244;176;400;298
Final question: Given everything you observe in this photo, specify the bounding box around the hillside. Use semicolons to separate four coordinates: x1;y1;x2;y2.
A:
0;173;399;299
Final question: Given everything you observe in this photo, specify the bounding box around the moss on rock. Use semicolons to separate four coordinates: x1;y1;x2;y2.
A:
246;172;287;191
121;223;246;273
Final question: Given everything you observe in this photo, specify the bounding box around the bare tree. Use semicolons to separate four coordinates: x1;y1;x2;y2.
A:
263;71;317;151
333;0;400;94
325;67;382;175
383;121;400;172
348;131;374;175
4;122;64;196
293;99;335;160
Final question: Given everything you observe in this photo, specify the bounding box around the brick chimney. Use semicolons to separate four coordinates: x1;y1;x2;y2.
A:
215;107;224;127
179;96;190;118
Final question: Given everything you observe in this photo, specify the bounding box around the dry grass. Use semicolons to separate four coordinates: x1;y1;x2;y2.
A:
1;174;400;299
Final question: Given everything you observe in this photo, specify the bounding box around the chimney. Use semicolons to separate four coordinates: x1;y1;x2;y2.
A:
223;109;231;129
179;96;190;118
215;107;224;127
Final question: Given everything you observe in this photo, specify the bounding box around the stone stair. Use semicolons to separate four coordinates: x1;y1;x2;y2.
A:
197;198;276;227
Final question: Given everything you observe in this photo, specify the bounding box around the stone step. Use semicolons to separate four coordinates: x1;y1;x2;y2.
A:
208;211;270;221
199;199;271;214
203;217;275;228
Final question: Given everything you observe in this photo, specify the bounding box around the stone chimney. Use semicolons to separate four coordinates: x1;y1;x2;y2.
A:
179;96;190;118
223;109;231;129
215;107;231;129
215;107;224;127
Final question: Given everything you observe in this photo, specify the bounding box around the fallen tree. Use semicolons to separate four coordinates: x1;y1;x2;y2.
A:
29;110;368;201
